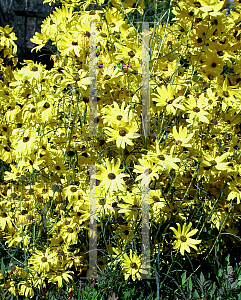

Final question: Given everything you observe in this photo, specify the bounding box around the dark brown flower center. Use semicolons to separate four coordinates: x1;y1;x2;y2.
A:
67;227;73;233
58;250;65;256
193;107;200;112
43;102;50;109
100;33;107;38
1;212;7;218
117;115;122;120
128;51;135;58
4;146;10;152
19;175;27;181
73;75;80;81
152;196;159;202
217;50;224;56
157;155;165;161
210;119;218;125
31;66;38;72
180;235;187;242
72;41;78;46
70;187;77;193
144;168;152;175
119;130;126;136
84;31;90;37
108;173;116;180
41;257;47;262
23;137;30;143
52;184;60;191
104;74;111;80
223;91;229;97
210;160;217;166
60;205;66;210
130;262;137;268
194;2;201;8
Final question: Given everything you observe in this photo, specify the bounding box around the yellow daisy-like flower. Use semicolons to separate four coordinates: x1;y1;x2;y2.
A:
171;125;194;148
200;146;230;172
185;94;210;124
152;84;184;115
104;124;140;149
120;249;142;281
0;25;18;54
95;158;129;193
133;157;161;182
18;280;34;298
102;101;134;127
170;222;202;256
47;268;74;289
29;248;55;273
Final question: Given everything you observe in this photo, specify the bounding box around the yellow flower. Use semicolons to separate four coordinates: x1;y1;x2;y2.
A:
150;140;180;172
18;280;34;298
0;25;18;54
185;94;210;124
95;158;129;194
61;68;92;90
118;190;142;221
14;128;37;156
47;268;74;289
200;146;230;172
227;179;241;204
57;31;83;57
1;280;17;296
170;222;202;256
0;211;13;231
171;125;194;148
29;248;55;273
102;101;134;127
120;249;142;281
114;40;142;66
133;158;161;182
152;84;184;115
104;124;140;149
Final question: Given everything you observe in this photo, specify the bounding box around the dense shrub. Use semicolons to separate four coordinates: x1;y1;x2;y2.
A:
0;0;241;298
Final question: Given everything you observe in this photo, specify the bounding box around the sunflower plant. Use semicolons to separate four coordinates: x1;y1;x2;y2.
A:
0;0;241;298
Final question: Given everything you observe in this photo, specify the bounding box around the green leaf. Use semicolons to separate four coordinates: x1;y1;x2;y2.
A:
193;289;200;299
200;272;205;284
218;269;222;277
181;271;187;285
187;277;193;292
1;258;5;278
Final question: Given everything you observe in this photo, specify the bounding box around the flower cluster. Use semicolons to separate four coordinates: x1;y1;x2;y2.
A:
0;0;241;297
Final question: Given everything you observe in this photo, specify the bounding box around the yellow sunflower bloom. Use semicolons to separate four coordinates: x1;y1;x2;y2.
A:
170;222;202;256
95;158;129;193
120;249;142;281
104;124;140;149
